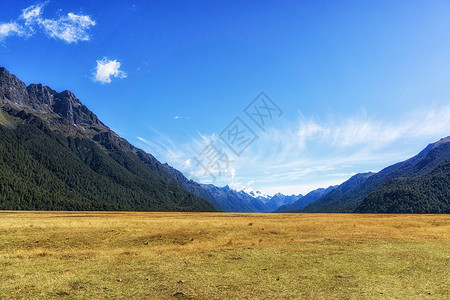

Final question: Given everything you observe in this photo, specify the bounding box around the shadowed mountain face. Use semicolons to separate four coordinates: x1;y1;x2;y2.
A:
0;67;216;212
299;138;450;213
356;139;450;213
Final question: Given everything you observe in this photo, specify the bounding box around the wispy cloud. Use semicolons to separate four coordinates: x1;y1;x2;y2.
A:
136;129;212;170
21;3;44;25
135;104;450;195
93;57;127;84
0;2;95;43
174;115;189;120
0;22;26;40
38;12;95;43
288;105;450;150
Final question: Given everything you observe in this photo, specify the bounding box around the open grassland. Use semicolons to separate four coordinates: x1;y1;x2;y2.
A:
0;212;449;299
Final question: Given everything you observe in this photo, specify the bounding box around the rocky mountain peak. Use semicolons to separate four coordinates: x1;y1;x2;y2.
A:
0;67;105;131
0;67;28;106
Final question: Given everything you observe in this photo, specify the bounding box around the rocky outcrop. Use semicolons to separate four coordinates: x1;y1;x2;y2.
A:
0;67;29;106
27;84;55;107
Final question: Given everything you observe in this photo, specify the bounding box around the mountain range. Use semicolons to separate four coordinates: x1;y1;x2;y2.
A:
0;67;215;211
0;67;448;213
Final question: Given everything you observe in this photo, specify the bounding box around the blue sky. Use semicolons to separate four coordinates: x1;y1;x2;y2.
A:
1;0;450;195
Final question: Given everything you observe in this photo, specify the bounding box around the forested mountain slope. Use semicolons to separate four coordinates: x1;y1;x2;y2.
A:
0;67;215;211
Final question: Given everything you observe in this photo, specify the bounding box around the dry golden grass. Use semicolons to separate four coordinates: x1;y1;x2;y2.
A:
0;211;449;299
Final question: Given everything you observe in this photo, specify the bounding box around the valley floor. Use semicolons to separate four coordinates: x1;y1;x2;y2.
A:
0;212;449;299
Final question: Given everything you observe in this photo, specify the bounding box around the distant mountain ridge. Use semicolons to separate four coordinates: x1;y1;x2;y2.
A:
200;185;307;212
266;193;303;212
276;185;337;212
200;185;271;212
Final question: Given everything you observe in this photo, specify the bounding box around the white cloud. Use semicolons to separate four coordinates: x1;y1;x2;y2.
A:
39;13;95;43
1;3;95;43
0;22;25;40
93;57;127;84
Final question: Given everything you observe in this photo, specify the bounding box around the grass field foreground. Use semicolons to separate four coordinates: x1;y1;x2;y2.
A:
0;212;449;299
